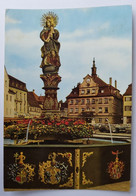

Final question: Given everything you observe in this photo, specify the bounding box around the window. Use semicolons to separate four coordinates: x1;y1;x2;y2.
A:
98;107;102;113
81;99;85;104
6;94;8;101
87;107;90;111
5;80;7;87
105;107;108;113
104;98;108;104
75;99;79;105
98;98;102;104
81;108;85;112
87;99;90;104
98;118;102;123
92;107;95;112
70;108;73;113
87;89;90;94
125;97;132;101
70;100;73;104
10;96;12;102
92;89;96;94
75;108;78;113
81;90;85;94
92;99;95;104
125;106;132;111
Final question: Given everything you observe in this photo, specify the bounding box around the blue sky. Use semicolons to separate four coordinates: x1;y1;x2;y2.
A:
5;5;132;101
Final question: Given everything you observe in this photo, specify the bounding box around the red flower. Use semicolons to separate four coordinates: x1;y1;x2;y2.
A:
48;122;52;125
56;122;61;126
65;121;69;125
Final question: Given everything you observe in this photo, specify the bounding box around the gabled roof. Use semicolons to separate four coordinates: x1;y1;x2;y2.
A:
27;92;41;108
66;59;122;100
123;84;132;96
66;83;80;99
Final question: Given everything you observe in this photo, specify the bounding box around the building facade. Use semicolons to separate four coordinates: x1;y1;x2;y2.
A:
123;84;132;124
66;59;123;124
4;67;15;118
27;91;42;118
8;75;28;118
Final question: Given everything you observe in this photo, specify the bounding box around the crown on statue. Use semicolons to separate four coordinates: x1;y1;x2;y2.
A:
41;12;58;27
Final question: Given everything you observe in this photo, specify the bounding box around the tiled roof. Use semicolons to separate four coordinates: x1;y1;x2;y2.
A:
8;75;27;92
123;84;132;96
66;84;80;99
32;91;44;104
66;75;121;99
27;92;41;108
38;96;44;103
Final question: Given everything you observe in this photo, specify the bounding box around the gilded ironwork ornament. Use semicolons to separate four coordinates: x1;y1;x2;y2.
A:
74;149;80;189
107;150;124;180
8;152;35;184
59;173;73;188
57;152;73;167
82;152;94;167
82;172;93;185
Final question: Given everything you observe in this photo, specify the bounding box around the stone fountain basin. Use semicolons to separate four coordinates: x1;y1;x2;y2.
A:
4;138;130;190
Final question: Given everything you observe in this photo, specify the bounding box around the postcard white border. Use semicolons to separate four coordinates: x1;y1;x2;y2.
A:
0;0;136;195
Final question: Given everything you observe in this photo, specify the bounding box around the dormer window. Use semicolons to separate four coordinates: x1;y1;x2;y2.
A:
87;89;90;94
92;89;96;94
70;100;73;104
81;90;85;94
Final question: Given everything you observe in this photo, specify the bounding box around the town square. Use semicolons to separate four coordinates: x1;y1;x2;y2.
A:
3;5;132;191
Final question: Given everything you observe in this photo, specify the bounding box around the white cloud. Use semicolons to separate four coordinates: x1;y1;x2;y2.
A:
60;28;94;40
5;28;42;59
5;15;21;24
61;37;131;70
5;27;132;100
5;28;41;48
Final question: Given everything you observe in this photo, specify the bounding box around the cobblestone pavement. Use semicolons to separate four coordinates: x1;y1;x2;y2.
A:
88;181;130;192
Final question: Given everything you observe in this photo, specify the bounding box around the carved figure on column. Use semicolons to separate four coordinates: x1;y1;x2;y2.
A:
40;12;61;116
40;12;61;74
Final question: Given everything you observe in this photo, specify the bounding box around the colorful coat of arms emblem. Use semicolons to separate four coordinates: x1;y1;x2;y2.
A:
39;152;71;185
8;152;35;184
107;150;125;180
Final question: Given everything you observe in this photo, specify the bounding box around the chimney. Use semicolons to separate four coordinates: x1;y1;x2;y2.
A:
115;80;117;89
109;77;112;85
33;89;35;93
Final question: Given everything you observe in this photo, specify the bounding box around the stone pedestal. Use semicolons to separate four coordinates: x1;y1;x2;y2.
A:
40;74;61;118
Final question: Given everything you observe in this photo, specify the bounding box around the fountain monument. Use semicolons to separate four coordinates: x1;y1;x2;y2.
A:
40;12;61;118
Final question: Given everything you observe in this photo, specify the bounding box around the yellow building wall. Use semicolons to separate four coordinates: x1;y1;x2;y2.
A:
4;69;15;118
123;95;132;124
9;87;28;117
